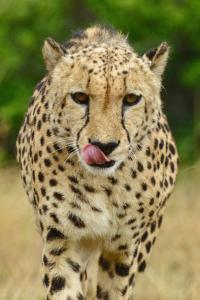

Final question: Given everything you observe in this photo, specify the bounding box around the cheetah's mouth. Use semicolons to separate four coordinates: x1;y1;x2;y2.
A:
89;160;116;169
81;143;111;165
80;143;117;170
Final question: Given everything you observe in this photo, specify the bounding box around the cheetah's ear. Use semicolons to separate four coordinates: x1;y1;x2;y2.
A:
42;37;67;71
143;42;170;79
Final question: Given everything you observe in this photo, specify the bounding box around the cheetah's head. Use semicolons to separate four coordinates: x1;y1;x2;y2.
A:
42;27;169;176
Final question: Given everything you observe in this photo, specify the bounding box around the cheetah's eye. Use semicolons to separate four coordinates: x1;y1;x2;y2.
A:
70;92;89;105
123;93;142;107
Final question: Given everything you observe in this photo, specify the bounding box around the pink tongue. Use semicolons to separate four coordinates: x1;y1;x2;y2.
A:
81;144;111;165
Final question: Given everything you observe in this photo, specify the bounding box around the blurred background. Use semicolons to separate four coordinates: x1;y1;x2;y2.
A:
0;1;200;299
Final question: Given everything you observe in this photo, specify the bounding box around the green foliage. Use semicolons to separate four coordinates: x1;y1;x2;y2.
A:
0;0;199;165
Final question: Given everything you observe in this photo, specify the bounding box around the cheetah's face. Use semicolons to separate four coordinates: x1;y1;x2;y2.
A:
44;40;169;176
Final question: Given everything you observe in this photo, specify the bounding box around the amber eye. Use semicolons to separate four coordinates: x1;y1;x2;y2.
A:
70;92;89;105
123;93;142;106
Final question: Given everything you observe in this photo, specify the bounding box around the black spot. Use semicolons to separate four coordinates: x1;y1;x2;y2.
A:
40;136;45;146
46;129;52;137
91;206;102;212
68;213;85;228
154;138;158;150
140;221;146;229
160;153;165;163
149;210;154;218
129;273;135;286
111;234;121;241
39;220;44;231
135;192;141;199
127;218;136;225
147;161;152;169
133;248;138;258
34;153;38;163
99;255;111;271
145;241;152;253
165;156;169;167
41;187;46;196
158;215;163;227
141;231;148;242
49;179;57;186
38;171;44;182
46;227;65;241
156;191;160;198
115;262;130;277
43;255;48;266
138;207;144;214
44;159;52;167
141;183;147;191
37;120;42;130
138;260;146;272
103;187;112;196
68;176;79;184
145;147;151;156
151;177;156;186
43;274;49;287
42;113;47;122
50;276;65;294
42;204;48;213
150;221;156;233
121;285;128;296
132;231;140;238
123;203;130;209
124;184;131;191
53;142;62;153
67;258;81;272
138;252;143;262
169;143;176;155
50;247;66;256
58;165;65;172
77;292;84;300
53;192;65;201
97;285;102;299
164;179;169;188
118;244;128;251
118;162;125;170
53;155;59;161
84;184;96;193
50;213;59;224
108;176;118;185
131;169;137;178
137;161;144;172
70;185;82;196
169;176;174;185
159;139;164;149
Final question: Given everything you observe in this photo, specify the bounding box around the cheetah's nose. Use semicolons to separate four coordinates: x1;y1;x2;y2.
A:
89;139;120;156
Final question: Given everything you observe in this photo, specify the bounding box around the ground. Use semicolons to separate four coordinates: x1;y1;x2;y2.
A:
0;164;199;300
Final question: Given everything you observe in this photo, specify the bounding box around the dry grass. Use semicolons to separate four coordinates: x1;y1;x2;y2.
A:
0;164;200;300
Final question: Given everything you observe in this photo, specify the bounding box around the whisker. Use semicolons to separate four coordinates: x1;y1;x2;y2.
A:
64;150;78;163
50;145;74;154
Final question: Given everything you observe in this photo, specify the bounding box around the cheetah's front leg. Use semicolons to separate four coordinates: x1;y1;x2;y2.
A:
96;249;137;300
42;232;85;300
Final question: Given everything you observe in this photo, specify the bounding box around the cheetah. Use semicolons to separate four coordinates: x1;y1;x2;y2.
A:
16;26;178;300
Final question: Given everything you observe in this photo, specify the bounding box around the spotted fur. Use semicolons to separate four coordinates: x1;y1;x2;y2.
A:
16;26;178;300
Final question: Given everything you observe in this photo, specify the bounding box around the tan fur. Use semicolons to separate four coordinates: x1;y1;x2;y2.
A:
16;26;178;300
